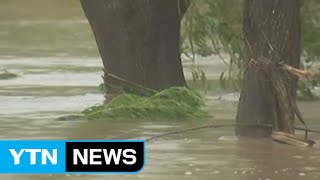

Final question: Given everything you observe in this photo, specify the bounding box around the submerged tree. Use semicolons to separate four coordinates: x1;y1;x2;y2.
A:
80;0;190;93
236;0;302;136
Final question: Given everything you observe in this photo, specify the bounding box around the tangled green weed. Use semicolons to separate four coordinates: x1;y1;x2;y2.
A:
82;87;209;120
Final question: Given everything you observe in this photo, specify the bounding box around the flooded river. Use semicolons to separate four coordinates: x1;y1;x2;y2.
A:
1;1;320;180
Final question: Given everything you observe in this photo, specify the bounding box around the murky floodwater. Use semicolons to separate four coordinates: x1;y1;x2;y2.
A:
1;1;320;180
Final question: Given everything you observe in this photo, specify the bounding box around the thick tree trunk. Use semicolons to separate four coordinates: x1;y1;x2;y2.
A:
236;0;301;137
80;0;189;93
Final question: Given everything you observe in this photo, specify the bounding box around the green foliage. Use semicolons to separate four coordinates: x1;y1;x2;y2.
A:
82;87;209;120
182;0;320;62
300;0;320;100
181;0;244;76
187;79;239;94
191;67;208;93
302;0;320;59
181;0;320;100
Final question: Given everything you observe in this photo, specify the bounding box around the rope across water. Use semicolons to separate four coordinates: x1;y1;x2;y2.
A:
146;123;320;142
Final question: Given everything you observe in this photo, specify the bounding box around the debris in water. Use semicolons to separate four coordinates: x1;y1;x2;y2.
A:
185;171;192;175
281;168;290;172
218;136;238;141
0;70;19;80
82;87;209;120
293;155;304;159
299;172;306;176
303;166;317;171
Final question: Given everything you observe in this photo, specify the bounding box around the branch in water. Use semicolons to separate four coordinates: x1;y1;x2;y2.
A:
146;123;320;142
280;62;319;78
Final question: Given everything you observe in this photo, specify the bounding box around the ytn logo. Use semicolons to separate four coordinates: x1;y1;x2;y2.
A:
9;149;57;165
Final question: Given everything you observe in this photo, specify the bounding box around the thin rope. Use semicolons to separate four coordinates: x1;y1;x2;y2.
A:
146;123;320;142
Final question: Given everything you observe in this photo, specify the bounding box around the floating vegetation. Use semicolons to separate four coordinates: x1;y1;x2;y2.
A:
98;83;106;93
82;87;209;120
0;70;19;80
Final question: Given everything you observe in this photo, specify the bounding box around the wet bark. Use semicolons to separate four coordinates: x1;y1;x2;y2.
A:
80;0;190;93
236;0;301;137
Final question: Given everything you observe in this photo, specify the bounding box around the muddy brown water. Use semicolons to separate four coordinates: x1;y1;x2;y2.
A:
1;57;320;180
1;1;320;179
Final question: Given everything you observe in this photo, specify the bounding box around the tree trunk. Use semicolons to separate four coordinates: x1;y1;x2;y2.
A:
80;0;190;93
236;0;301;137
